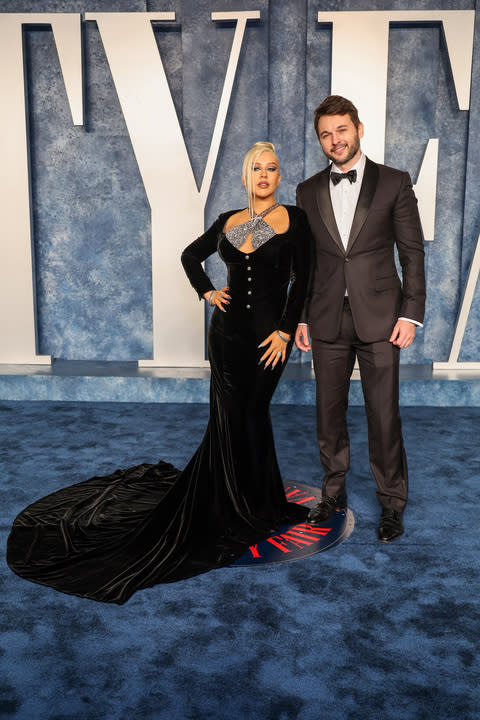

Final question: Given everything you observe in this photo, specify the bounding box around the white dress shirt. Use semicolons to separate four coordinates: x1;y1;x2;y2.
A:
330;153;366;251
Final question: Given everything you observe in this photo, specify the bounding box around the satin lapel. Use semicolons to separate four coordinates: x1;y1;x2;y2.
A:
346;158;379;254
315;168;344;253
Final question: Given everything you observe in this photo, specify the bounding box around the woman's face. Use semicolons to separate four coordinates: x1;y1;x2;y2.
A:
248;151;281;199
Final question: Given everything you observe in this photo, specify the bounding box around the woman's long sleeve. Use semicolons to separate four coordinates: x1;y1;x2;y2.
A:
278;210;314;335
181;216;223;299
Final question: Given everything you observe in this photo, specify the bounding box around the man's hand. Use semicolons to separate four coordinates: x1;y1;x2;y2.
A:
389;319;416;348
295;324;311;352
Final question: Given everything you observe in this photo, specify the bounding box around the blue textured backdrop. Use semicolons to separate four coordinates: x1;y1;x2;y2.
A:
1;0;479;364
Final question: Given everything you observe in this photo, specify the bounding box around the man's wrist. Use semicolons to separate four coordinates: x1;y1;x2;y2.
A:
399;316;423;328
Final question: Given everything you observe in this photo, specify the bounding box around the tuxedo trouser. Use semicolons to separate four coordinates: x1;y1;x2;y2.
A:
311;299;408;512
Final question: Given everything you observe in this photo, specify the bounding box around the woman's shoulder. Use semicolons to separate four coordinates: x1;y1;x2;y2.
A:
217;208;247;232
284;204;305;212
283;205;313;247
283;204;308;225
218;208;250;230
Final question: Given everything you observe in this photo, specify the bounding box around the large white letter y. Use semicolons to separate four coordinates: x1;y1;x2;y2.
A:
86;11;260;366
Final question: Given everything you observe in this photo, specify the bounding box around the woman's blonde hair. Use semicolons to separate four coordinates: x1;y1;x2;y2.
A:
241;141;279;217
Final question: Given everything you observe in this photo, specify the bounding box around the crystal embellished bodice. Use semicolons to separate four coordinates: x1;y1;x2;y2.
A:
226;203;279;250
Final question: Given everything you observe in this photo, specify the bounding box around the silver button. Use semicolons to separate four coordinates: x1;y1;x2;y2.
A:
247;277;252;282
247;266;251;271
246;304;251;309
245;255;249;259
247;290;252;295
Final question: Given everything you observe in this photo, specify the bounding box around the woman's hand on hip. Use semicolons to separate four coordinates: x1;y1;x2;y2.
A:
258;330;291;369
203;286;230;312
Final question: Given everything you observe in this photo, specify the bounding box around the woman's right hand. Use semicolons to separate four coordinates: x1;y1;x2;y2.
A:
203;286;230;312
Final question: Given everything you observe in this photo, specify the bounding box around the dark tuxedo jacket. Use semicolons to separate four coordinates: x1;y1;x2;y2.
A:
296;157;426;343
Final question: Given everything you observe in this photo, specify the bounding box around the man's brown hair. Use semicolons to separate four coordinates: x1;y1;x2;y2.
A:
313;95;361;138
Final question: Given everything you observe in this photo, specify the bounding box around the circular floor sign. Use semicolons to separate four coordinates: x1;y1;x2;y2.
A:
233;481;354;566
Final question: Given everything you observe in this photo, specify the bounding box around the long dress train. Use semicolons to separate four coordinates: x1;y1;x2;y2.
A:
7;205;312;604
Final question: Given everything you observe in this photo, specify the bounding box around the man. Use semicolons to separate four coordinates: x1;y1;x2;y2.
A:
296;95;425;542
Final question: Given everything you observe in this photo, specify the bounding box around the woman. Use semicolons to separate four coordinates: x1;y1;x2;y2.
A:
7;142;312;604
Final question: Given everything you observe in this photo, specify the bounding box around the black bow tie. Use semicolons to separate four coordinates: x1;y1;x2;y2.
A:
330;169;357;186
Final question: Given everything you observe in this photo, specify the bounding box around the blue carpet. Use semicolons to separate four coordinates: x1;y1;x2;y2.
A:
1;402;479;719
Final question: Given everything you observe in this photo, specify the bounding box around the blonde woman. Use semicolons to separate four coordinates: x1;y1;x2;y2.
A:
8;143;312;604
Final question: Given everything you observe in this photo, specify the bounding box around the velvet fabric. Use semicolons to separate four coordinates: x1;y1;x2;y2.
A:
7;206;312;604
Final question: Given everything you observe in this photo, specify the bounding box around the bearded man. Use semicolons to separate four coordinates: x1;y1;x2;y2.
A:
296;95;426;542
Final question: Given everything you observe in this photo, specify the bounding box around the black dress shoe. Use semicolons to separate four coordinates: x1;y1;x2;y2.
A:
307;493;347;525
378;508;403;542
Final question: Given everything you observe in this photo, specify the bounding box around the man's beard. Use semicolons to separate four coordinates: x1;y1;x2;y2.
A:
324;133;360;167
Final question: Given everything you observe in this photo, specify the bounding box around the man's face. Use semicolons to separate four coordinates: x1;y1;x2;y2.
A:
317;113;364;170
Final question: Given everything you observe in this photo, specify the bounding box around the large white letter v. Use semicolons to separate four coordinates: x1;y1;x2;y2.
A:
0;13;83;364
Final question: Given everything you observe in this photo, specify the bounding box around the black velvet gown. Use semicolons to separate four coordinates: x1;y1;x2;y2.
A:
7;205;312;604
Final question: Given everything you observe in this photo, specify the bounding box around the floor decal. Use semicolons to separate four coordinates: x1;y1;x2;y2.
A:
233;481;354;566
